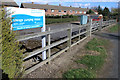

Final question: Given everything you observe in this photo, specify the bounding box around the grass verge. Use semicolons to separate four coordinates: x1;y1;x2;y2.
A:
63;68;95;78
63;38;109;78
108;24;119;33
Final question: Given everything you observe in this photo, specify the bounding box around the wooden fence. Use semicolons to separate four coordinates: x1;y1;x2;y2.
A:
17;19;116;75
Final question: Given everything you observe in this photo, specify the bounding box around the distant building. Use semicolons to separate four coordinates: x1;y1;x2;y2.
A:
87;14;103;20
21;2;89;16
0;0;19;7
91;9;98;14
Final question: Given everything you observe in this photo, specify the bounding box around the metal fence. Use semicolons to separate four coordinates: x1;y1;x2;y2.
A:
17;19;116;75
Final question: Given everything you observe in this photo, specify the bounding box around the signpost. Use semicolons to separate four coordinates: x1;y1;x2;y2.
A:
5;7;46;60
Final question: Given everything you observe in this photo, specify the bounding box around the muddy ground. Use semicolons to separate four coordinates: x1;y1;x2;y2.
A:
24;37;92;78
23;23;118;78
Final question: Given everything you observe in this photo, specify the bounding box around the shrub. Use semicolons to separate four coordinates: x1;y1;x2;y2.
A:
1;9;23;78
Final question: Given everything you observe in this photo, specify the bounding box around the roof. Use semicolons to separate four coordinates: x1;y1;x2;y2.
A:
87;14;103;16
21;3;89;11
0;0;18;7
91;9;98;12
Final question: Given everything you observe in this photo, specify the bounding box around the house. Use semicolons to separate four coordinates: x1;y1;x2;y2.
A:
21;2;89;16
87;14;103;20
91;9;98;14
0;0;19;7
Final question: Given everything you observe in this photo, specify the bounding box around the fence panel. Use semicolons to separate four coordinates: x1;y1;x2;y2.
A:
17;19;117;75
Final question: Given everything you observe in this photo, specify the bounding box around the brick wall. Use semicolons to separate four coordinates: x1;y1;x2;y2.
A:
45;9;86;16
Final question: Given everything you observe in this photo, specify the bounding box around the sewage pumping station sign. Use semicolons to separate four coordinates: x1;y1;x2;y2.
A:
5;7;45;31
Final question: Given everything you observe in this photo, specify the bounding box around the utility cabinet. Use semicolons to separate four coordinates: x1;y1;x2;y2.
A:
80;15;88;25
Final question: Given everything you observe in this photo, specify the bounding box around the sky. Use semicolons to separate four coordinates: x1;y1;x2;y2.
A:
14;0;119;10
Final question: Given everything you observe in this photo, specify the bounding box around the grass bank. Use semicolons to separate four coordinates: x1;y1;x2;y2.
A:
108;24;119;33
63;38;109;78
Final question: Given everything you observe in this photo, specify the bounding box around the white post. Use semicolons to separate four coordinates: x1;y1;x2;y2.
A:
41;11;46;60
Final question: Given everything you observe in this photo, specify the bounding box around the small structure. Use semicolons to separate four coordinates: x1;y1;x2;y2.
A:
77;14;88;25
80;15;88;25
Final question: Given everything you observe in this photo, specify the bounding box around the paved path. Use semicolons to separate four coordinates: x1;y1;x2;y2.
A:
93;30;119;78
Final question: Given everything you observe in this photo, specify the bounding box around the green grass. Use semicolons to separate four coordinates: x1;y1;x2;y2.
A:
77;38;108;70
85;38;107;57
46;16;78;25
76;55;105;70
108;24;119;32
63;68;95;78
63;38;109;78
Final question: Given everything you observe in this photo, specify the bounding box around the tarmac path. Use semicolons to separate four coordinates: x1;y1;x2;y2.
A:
93;29;119;78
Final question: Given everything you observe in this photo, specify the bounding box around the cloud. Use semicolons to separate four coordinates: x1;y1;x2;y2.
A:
84;3;90;7
76;3;90;7
101;6;105;9
64;0;118;2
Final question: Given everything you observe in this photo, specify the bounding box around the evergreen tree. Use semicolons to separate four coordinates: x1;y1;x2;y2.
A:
1;9;24;78
102;7;110;16
86;9;94;14
97;5;103;14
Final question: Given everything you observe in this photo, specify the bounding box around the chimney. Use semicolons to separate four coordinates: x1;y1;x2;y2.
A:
59;4;61;6
32;2;34;4
46;3;48;5
87;7;89;9
79;6;81;8
70;5;72;7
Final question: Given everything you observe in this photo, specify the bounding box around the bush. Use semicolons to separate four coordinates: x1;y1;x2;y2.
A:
63;68;95;78
103;16;109;21
1;9;23;78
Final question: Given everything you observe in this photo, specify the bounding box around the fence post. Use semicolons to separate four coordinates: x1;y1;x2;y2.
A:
79;26;81;40
48;27;51;64
98;19;102;31
88;19;92;38
108;20;109;26
67;25;72;52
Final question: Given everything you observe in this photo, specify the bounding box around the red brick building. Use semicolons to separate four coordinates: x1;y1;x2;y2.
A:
21;2;89;16
91;9;98;14
0;0;19;7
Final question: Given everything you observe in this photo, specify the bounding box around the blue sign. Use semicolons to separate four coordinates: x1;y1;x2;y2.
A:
6;7;45;31
12;14;43;31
